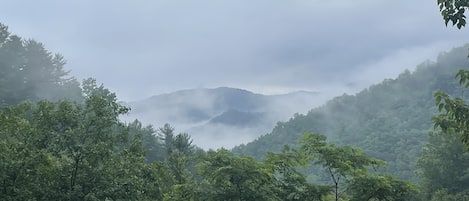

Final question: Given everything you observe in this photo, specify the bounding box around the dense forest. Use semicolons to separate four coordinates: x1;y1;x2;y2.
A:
2;1;469;200
233;44;469;182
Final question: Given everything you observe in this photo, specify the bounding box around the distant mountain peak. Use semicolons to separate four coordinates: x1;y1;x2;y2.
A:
122;85;325;149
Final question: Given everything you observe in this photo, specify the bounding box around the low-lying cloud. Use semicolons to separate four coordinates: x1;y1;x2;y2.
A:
2;0;469;102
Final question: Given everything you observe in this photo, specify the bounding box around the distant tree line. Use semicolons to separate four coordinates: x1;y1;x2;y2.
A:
0;22;417;200
3;0;469;199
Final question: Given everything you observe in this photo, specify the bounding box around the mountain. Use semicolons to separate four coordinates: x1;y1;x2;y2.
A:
232;44;469;182
208;109;266;126
123;87;327;149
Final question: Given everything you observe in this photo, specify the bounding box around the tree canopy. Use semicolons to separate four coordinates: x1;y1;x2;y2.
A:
3;0;469;198
0;23;82;106
233;45;469;182
438;0;469;28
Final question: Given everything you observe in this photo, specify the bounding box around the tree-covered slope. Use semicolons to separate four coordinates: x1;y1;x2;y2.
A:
233;44;469;181
127;87;269;124
125;86;324;149
0;24;82;105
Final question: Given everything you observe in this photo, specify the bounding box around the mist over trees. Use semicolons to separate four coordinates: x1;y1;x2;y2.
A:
2;1;469;200
124;87;325;150
233;44;469;179
0;24;82;106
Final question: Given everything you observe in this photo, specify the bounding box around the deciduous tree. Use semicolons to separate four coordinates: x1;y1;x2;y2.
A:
299;132;385;201
438;0;469;28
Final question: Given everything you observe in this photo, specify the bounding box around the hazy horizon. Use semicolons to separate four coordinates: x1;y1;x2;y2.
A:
3;1;469;102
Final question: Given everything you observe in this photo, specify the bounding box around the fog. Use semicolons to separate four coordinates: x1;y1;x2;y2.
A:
122;88;332;149
3;1;469;148
3;1;469;101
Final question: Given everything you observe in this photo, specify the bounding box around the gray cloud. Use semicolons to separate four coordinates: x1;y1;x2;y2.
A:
3;0;469;101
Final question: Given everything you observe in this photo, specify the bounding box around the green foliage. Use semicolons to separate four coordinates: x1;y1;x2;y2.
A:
7;14;469;199
198;149;280;201
159;123;195;157
233;45;469;181
126;119;165;162
422;11;469;199
300;132;385;177
0;94;419;200
417;131;469;198
347;174;418;201
265;146;332;201
438;0;469;28
0;23;82;105
0;19;426;201
431;189;469;201
300;132;387;201
433;69;469;147
0;81;166;200
0;102;62;200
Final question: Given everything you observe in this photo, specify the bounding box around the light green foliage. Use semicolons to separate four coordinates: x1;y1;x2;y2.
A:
420;4;469;199
265;146;331;201
347;174;418;201
44;78;129;199
417;132;469;198
0;87;420;200
431;189;469;201
163;183;199;201
434;69;469;147
438;0;469;28
8;11;469;198
300;132;386;201
422;63;469;201
198;149;279;201
0;102;62;200
300;132;385;177
0;80;166;200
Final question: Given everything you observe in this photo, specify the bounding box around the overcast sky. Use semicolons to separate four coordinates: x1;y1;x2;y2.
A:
3;0;469;101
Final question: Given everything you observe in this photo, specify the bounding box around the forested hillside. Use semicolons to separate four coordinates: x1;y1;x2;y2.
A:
0;24;82;105
233;44;469;182
0;21;424;201
0;21;421;200
3;7;469;198
125;87;323;149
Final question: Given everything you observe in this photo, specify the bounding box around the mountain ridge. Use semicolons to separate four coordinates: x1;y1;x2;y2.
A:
122;86;326;149
232;44;469;182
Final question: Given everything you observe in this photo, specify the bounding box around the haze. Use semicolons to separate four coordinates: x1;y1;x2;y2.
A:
3;0;469;102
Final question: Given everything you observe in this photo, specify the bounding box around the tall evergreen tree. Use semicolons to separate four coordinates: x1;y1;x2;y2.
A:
0;23;81;106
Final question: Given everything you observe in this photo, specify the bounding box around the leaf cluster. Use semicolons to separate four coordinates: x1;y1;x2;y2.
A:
438;0;469;28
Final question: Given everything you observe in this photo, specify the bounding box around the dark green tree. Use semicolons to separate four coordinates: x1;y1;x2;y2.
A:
438;0;469;28
0;78;170;200
158;123;195;156
0;23;82;106
417;131;469;198
126;119;165;162
0;102;62;200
